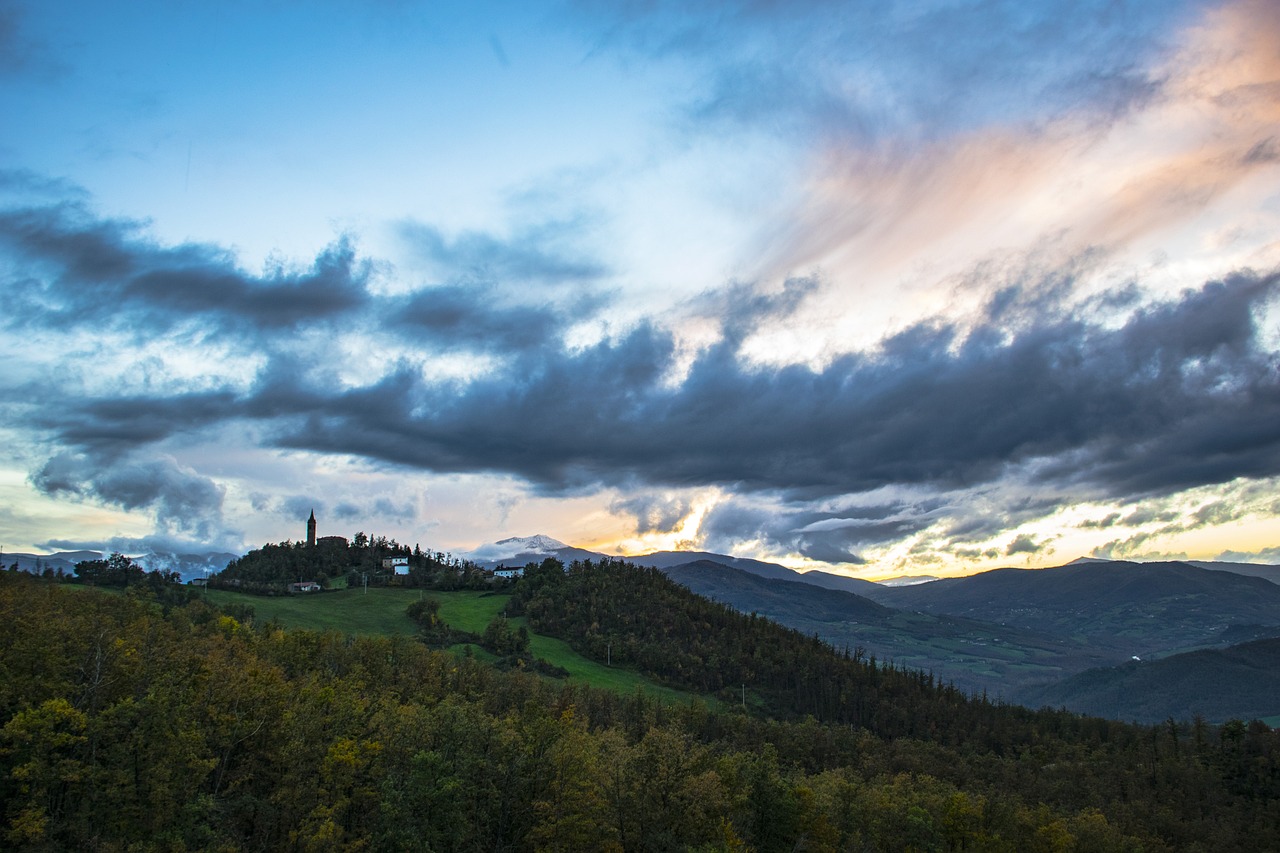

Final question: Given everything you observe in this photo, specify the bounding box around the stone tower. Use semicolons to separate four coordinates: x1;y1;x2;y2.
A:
307;509;316;547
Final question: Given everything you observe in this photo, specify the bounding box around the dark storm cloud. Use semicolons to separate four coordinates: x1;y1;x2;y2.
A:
390;284;569;352
282;495;318;520
20;262;1280;510
399;220;607;286
372;497;415;521
33;391;239;458
939;496;1064;544
1093;506;1181;529
334;502;363;520
695;501;777;552
1005;533;1042;556
0;200;370;333
698;499;940;565
250;270;1280;505
610;493;691;535
10;170;1279;525
39;532;238;557
32;451;225;538
693;275;819;343
788;537;870;563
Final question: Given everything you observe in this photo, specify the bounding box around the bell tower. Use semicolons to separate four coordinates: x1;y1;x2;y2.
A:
307;509;317;547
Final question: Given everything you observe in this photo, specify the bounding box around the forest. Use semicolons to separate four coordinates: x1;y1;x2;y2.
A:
2;561;1279;851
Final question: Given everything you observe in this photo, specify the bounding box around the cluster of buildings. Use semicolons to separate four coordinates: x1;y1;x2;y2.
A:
289;512;523;593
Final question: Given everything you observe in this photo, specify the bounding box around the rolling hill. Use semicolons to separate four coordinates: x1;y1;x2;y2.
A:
1017;637;1280;723
862;560;1280;659
658;557;1280;707
660;559;1112;696
1189;560;1280;585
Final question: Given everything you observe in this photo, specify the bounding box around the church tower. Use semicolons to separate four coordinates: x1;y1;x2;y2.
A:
307;509;316;547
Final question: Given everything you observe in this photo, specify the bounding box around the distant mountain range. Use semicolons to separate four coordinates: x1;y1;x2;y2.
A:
462;535;883;594
4;550;240;582
861;560;1280;657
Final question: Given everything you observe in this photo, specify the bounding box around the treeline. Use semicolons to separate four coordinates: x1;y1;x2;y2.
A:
6;552;190;603
2;570;1279;850
214;532;490;593
71;552;182;592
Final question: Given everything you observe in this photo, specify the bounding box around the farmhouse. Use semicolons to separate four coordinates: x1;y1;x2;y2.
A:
494;567;524;580
383;557;410;575
289;581;321;593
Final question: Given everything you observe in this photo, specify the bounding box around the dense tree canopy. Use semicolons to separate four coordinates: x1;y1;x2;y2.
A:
1;568;1278;850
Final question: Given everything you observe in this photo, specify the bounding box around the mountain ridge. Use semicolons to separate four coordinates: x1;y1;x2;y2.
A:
1017;636;1280;723
4;549;239;582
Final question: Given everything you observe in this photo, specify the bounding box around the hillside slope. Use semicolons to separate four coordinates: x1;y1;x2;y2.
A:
1018;637;1280;723
663;559;1111;696
662;559;891;622
636;550;882;596
865;560;1280;658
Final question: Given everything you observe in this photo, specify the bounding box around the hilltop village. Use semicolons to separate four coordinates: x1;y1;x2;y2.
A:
206;511;523;596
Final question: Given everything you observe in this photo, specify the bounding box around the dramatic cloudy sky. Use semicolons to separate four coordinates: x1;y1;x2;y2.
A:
2;0;1279;578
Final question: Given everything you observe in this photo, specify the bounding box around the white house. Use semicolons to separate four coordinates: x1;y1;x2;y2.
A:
383;557;410;575
494;567;524;579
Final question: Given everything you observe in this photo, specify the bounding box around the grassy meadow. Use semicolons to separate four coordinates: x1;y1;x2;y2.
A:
202;585;699;704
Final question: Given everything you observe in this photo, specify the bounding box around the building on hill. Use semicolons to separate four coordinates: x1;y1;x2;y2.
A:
494;567;524;579
289;581;321;593
318;536;348;548
383;557;409;575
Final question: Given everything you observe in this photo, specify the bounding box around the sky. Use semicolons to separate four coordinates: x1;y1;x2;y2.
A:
1;0;1279;579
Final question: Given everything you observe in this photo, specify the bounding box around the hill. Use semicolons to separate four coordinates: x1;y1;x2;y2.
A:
1018;637;1280;723
662;559;891;623
662;559;1111;696
864;560;1280;659
1189;560;1280;585
5;549;240;582
635;550;881;596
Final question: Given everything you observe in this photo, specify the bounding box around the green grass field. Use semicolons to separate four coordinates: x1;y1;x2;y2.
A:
203;586;702;705
204;586;424;636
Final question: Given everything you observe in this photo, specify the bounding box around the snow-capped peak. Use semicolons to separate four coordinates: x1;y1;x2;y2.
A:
493;534;569;552
465;534;572;564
